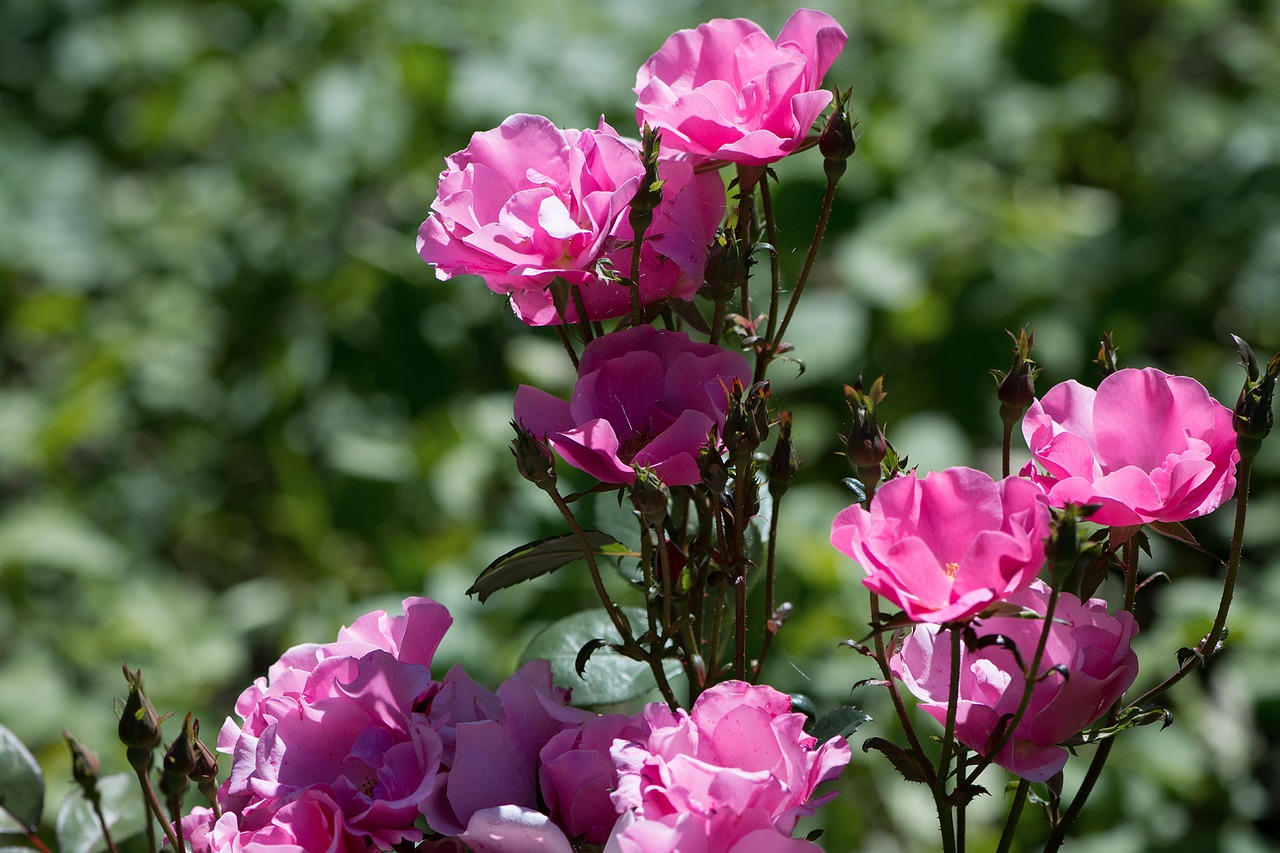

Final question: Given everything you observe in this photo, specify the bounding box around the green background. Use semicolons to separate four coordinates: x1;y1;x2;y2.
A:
2;0;1279;850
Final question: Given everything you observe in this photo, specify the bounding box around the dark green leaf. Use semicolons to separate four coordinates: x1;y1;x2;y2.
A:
520;608;682;707
862;737;931;784
468;531;622;603
1148;521;1220;560
56;772;147;853
811;706;872;743
0;724;43;832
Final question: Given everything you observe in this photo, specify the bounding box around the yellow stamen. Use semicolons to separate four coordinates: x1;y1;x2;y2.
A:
944;562;959;580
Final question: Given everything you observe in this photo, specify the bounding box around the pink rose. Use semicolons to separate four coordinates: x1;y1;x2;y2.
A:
457;806;575;853
635;10;847;166
181;792;368;853
1021;367;1239;526
515;326;751;486
891;580;1140;781
215;598;453;847
608;681;850;851
830;467;1051;623
417;114;725;326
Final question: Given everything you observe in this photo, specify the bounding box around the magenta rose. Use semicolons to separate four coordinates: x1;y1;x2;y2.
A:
607;681;850;851
514;326;751;486
635;10;847;166
891;579;1140;781
830;467;1051;623
417;113;725;326
1021;367;1239;526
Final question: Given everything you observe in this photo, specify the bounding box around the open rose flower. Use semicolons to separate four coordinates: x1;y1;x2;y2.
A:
607;681;850;851
1021;367;1239;527
635;10;847;165
830;467;1050;624
891;580;1140;781
514;326;751;486
181;792;369;853
417;113;724;326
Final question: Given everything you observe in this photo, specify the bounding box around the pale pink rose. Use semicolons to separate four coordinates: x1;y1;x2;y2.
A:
1021;367;1239;526
604;809;823;853
609;681;850;851
830;467;1050;624
418;113;725;326
891;579;1140;782
514;326;751;486
180;792;368;853
635;10;847;165
457;806;575;853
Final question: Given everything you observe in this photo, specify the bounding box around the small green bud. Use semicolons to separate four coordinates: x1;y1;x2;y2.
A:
842;376;887;492
631;466;670;526
118;666;162;751
993;328;1039;428
701;230;750;302
1094;331;1120;378
163;712;199;781
818;86;858;180
767;410;799;500
63;730;101;803
699;439;729;494
511;421;557;489
1231;334;1280;461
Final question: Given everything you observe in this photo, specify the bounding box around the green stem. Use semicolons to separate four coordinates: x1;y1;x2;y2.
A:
1126;456;1252;710
132;761;182;852
754;177;782;385
770;166;840;354
966;586;1063;785
996;779;1031;853
937;626;961;853
1042;738;1115;852
752;490;784;682
868;594;935;784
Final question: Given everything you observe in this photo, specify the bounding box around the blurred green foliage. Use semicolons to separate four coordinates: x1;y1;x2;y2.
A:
1;0;1279;850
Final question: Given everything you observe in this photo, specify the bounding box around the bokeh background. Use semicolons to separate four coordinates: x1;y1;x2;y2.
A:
3;0;1279;850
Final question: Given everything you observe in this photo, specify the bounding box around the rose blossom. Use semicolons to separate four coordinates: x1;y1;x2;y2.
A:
1021;367;1239;527
180;792;368;853
514;326;751;486
606;681;851;851
830;467;1050;624
417;113;725;326
635;10;847;166
216;598;452;847
891;580;1140;781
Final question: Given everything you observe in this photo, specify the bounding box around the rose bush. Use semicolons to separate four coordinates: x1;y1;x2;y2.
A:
514;325;751;486
830;467;1051;623
891;580;1140;781
417;113;724;326
1021;367;1239;527
635;9;847;165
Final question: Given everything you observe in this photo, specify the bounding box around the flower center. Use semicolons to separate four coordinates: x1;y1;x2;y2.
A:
617;428;654;464
944;562;959;580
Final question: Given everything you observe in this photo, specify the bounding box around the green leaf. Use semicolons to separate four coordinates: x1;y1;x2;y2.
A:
56;772;148;853
811;706;872;744
0;724;44;832
862;737;931;784
520;608;682;707
467;532;622;603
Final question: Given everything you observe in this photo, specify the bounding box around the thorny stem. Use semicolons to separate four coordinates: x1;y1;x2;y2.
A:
1001;419;1014;479
548;487;679;710
966;585;1063;785
132;759;182;852
1121;540;1139;613
868;594;935;785
996;779;1031;853
1126;456;1253;710
553;324;579;369
731;447;753;681
770;164;840;356
1042;738;1115;852
753;488;784;682
936;626;962;853
755;176;782;386
956;747;969;852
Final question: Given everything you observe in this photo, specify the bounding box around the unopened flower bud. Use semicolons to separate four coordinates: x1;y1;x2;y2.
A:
1232;334;1280;462
511;421;557;488
843;376;887;492
1094;331;1120;378
818;86;857;181
163;712;198;781
118;666;162;752
768;410;799;500
699;440;729;493
702;231;749;302
631;466;670;526
63;730;101;802
993;328;1039;429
